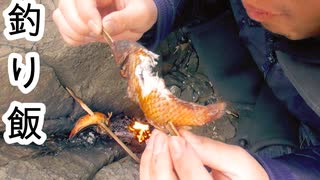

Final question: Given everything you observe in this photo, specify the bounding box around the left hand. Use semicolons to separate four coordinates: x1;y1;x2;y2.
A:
52;0;157;46
140;129;269;180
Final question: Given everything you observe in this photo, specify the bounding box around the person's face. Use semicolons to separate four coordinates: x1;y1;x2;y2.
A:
242;0;320;40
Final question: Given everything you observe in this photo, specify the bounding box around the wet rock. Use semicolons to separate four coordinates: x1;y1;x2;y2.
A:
161;62;174;75
0;59;74;132
195;80;216;104
0;139;40;167
163;74;183;87
0;142;126;180
214;117;236;140
179;68;193;78
94;156;139;180
169;71;187;85
42;118;74;135
180;86;195;102
191;116;236;142
174;47;190;68
192;80;214;98
192;90;200;102
169;85;182;97
185;51;199;73
204;96;219;105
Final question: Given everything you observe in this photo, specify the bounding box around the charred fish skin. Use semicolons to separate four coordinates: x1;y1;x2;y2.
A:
111;41;226;128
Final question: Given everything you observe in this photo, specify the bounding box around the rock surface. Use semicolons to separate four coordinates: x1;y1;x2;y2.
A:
0;138;126;180
94;157;139;180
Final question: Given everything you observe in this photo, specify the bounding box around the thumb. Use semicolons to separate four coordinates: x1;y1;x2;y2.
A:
102;8;132;36
180;130;258;175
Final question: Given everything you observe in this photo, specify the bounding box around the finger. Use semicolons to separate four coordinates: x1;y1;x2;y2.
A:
211;170;231;180
75;0;110;35
97;31;142;42
180;130;259;175
168;137;212;180
53;9;95;44
96;0;113;8
60;33;84;46
95;36;109;43
58;0;89;35
112;31;143;42
150;131;177;180
102;7;133;36
140;130;160;180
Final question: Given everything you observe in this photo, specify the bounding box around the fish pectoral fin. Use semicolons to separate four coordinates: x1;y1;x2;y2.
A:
68;112;110;139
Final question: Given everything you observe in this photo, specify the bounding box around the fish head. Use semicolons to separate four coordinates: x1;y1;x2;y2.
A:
111;40;143;67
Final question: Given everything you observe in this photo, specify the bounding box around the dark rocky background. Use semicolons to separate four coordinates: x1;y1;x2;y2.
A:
0;0;238;179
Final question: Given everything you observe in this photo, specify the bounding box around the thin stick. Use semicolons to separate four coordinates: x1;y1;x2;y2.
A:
66;87;94;116
99;123;140;163
226;110;239;118
166;122;180;136
102;29;114;45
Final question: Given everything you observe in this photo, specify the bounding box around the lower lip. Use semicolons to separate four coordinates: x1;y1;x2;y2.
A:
243;3;276;22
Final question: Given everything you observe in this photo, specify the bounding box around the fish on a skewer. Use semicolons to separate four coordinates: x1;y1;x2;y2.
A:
69;30;226;138
114;41;226;132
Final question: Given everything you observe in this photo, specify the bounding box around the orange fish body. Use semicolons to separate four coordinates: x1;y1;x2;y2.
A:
112;41;226;129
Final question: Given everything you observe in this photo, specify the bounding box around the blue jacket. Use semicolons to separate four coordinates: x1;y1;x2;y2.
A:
143;0;320;179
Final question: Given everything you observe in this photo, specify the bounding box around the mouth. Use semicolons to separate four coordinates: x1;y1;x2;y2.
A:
242;1;281;22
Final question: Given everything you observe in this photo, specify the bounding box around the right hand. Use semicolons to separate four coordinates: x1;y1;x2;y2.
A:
52;0;158;46
140;130;269;180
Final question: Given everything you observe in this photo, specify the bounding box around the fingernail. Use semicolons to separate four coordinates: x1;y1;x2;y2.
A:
153;133;166;155
88;20;101;35
170;137;185;159
103;20;114;35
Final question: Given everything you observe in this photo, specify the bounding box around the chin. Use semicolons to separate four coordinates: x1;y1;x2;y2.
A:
261;23;307;40
283;33;306;40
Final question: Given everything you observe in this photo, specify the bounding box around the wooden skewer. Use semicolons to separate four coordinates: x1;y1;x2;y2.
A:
66;87;94;116
226;110;239;118
166;122;180;136
102;29;114;45
99;122;140;163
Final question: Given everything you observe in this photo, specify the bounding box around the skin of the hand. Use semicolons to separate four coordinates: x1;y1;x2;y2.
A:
140;129;269;180
52;0;157;46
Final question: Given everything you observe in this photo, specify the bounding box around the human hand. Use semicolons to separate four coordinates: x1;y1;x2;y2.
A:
52;0;157;45
140;129;269;180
